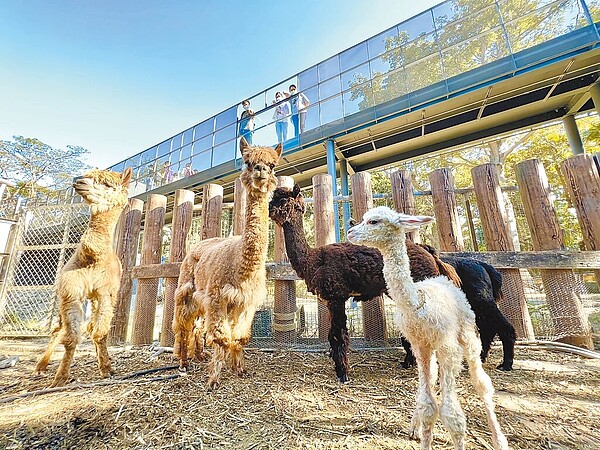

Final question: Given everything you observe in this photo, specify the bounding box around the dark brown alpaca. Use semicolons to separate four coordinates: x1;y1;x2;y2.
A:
268;184;460;382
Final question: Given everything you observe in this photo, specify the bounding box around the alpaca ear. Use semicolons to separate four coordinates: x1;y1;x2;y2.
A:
395;215;435;229
293;183;301;197
240;137;250;159
121;167;133;186
273;143;283;160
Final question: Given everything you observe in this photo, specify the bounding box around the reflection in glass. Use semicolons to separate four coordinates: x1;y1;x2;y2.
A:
340;42;369;72
405;53;444;92
343;81;373;115
341;62;370;91
303;104;320;132
193;135;212;155
180;143;192;161
212;141;236;166
158;140;171;157
192;150;212;173
367;26;399;58
215;106;238;130
171;133;183;152
183;129;194;146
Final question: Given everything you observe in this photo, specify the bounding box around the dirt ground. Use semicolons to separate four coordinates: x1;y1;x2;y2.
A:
0;338;599;450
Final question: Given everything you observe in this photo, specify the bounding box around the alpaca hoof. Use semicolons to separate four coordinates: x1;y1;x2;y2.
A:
178;365;188;374
234;368;250;378
49;374;70;388
337;374;350;383
497;362;513;371
399;360;415;369
206;379;220;391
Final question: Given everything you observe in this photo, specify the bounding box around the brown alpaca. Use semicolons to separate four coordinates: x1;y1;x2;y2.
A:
35;168;132;387
172;137;282;390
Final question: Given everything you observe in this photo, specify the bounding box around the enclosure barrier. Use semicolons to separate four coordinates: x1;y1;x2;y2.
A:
1;155;599;349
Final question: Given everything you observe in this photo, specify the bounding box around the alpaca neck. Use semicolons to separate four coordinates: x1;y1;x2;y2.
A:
282;213;311;280
379;235;421;311
239;189;270;280
80;207;122;261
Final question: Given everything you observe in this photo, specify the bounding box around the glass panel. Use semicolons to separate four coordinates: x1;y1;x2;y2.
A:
212;140;236;166
180;143;192;161
247;92;267;111
298;65;318;89
367;26;399;58
193;135;212;154
370;48;402;77
183;129;194;146
402;32;438;65
303;104;320;132
194;119;214;139
500;0;587;53
442;28;510;78
318;55;340;82
110;161;125;172
171;133;182;151
141;146;157;164
587;0;600;21
179;158;196;178
252;122;278;148
399;10;435;42
404;53;444;92
157;140;172;157
340;42;368;72
319;95;343;125
214;123;236;146
435;4;501;47
191;149;212;173
341;62;370;91
266;79;295;107
343;81;373;115
319;75;341;100
215;106;238;130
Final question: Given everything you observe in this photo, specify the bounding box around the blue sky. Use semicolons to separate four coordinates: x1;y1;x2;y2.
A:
1;0;441;169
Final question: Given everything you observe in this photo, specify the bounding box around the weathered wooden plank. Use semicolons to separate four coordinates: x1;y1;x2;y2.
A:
132;262;181;279
443;251;600;269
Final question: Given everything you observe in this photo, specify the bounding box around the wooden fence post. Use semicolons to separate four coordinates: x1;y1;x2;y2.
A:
160;189;195;347
132;194;166;344
202;183;223;240
391;170;419;243
233;178;246;236
429;168;465;251
313;174;336;340
110;198;143;345
471;163;535;340
351;172;387;342
273;176;297;344
562;154;600;286
516;159;593;348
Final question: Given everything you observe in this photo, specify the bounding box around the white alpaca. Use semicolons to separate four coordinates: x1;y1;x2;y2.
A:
347;206;509;450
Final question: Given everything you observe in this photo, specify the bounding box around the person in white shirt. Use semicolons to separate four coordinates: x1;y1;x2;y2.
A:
272;92;290;143
289;84;310;137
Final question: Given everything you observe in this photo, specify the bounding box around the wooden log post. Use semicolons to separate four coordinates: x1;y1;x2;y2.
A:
471;164;535;340
109;198;143;345
233;177;247;236
160;189;195;347
351;172;387;342
516;159;593;348
273;176;297;344
391;170;419;243
562;154;600;287
313;174;336;340
202;183;223;240
429;168;465;251
132;194;166;344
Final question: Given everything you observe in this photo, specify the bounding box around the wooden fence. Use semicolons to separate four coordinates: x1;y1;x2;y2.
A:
107;155;600;349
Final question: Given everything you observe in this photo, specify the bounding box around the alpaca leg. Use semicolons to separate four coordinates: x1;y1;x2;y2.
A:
400;335;417;369
35;321;63;374
409;346;438;450
461;328;509;450
437;348;466;450
51;297;85;387
229;304;258;377
172;284;201;371
88;290;116;378
478;327;495;364
327;300;350;383
205;300;232;389
496;312;516;371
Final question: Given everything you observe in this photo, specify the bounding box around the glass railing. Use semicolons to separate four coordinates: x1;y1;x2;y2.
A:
100;0;598;198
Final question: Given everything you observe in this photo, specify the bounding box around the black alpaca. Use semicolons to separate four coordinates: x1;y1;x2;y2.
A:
268;184;460;382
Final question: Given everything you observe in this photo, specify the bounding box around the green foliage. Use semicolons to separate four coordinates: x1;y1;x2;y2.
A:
0;135;90;201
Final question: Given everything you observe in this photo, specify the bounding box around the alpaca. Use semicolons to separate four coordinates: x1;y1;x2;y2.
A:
348;206;509;450
268;184;461;382
417;245;516;370
35;167;133;387
172;137;282;390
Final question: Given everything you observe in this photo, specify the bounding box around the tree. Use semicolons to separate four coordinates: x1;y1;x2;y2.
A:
0;136;90;202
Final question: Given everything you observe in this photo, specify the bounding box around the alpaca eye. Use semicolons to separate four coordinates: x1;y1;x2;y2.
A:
367;220;379;225
246;162;252;169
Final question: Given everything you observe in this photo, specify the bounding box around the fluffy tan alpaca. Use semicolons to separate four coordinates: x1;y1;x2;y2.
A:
35;167;132;387
173;137;282;390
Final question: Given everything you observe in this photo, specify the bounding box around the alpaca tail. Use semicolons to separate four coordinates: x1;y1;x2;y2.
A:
478;261;503;303
418;243;462;288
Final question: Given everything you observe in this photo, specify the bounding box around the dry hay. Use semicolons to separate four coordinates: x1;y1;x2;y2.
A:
0;338;599;450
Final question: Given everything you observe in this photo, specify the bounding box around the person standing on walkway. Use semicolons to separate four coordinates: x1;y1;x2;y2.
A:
289;84;310;137
272;92;290;143
238;99;255;144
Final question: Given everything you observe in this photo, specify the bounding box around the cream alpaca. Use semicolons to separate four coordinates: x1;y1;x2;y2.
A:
172;137;282;390
348;206;508;450
35;168;132;387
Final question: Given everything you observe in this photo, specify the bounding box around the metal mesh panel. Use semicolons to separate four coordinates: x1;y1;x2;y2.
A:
0;203;89;336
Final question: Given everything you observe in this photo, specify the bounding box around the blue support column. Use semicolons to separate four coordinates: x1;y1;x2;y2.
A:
326;139;341;242
339;159;351;238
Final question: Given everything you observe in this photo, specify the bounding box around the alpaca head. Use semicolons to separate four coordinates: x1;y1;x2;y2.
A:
268;183;305;226
347;206;434;250
74;167;132;214
239;137;282;194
